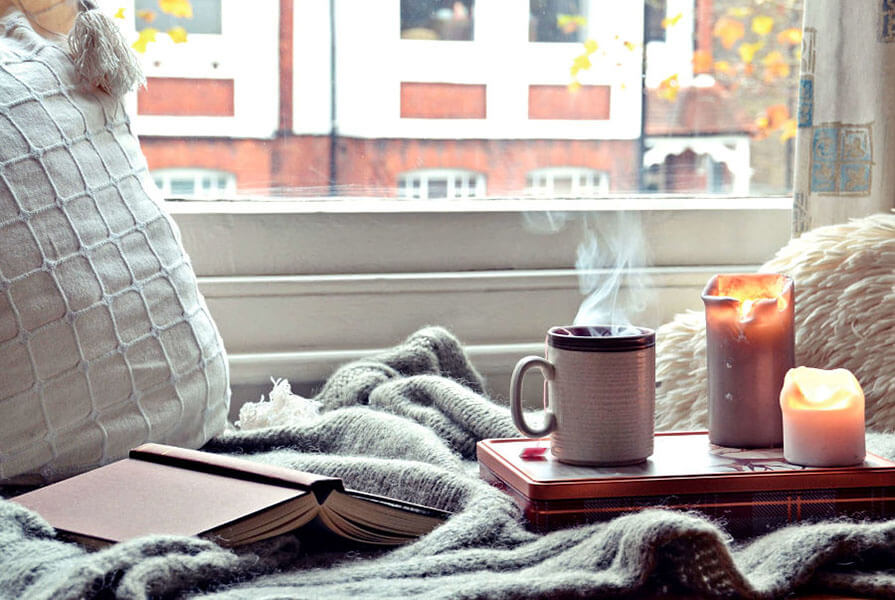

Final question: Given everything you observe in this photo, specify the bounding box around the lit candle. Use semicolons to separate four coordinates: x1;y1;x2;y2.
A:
702;273;795;447
780;366;866;467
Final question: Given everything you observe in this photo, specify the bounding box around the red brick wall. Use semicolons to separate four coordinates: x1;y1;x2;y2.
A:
400;83;487;119
334;137;639;195
528;85;610;120
139;136;332;194
139;135;639;196
138;78;235;117
665;150;705;191
278;0;294;132
695;0;713;72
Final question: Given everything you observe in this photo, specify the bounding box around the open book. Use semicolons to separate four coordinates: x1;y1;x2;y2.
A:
12;443;448;549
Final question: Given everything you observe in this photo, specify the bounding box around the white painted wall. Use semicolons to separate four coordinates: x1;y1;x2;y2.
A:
332;0;645;140
292;0;332;135
645;0;697;87
116;0;702;143
120;0;281;139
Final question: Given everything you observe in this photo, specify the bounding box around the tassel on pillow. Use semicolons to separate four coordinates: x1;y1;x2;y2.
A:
68;0;143;96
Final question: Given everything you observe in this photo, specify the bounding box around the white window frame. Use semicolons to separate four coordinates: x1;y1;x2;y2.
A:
165;197;792;411
526;167;610;196
153;168;237;200
397;169;487;200
113;0;281;138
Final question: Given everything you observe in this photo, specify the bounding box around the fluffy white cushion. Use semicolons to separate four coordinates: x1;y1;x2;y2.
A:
0;17;229;482
655;213;895;432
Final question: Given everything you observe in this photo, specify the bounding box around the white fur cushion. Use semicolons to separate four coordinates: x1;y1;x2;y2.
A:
655;213;895;432
0;18;229;482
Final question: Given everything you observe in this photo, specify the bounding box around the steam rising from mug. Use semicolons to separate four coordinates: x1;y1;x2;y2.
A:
574;212;652;335
525;211;653;335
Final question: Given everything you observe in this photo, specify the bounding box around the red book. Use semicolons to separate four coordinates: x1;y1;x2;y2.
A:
477;432;895;538
13;443;447;549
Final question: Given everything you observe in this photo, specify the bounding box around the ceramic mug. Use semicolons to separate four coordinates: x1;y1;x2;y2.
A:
509;325;656;466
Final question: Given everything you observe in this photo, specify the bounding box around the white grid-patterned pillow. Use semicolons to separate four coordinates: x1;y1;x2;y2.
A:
0;17;230;483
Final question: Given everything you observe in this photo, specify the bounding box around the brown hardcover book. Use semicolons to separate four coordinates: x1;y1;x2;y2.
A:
477;432;895;538
12;443;448;549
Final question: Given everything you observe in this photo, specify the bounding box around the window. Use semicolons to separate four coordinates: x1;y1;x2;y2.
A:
152;168;236;199
124;1;802;404
129;0;801;199
134;0;222;34
529;0;587;43
400;0;474;40
644;0;668;42
526;167;609;196
397;169;486;200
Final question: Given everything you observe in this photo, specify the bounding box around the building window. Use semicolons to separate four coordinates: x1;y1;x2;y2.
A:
400;0;474;40
644;0;668;42
397;169;486;199
152;168;236;199
529;0;587;43
526;167;609;196
135;0;223;34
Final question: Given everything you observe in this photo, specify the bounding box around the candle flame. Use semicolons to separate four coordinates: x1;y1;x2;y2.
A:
739;299;756;319
726;286;789;321
706;274;792;322
782;367;864;412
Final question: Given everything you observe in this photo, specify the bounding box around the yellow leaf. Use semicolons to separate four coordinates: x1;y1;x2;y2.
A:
714;17;745;50
661;12;683;28
780;118;797;142
728;6;752;18
738;41;763;64
777;27;802;45
132;27;157;53
159;0;192;18
571;53;591;75
751;15;774;36
167;26;188;43
761;50;790;81
713;60;734;76
765;104;790;129
136;9;156;23
583;38;598;54
557;14;587;34
623;40;637;51
657;73;679;101
692;49;713;73
114;7;125;19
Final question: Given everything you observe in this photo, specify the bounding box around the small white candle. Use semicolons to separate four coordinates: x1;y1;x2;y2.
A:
780;366;866;467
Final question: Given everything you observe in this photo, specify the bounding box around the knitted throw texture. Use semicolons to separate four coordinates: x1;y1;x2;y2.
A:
3;326;895;599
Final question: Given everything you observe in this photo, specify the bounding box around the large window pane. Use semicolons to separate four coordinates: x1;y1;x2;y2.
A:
400;0;474;40
129;0;802;200
529;0;587;43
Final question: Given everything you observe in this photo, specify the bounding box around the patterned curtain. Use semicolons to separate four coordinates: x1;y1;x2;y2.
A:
792;0;895;236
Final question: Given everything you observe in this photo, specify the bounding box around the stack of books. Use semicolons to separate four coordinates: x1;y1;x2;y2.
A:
477;432;895;537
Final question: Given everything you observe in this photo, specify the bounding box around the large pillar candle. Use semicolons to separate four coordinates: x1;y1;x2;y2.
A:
702;273;794;448
780;367;866;467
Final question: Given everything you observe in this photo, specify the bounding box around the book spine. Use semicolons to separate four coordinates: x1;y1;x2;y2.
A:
130;443;345;499
520;487;895;537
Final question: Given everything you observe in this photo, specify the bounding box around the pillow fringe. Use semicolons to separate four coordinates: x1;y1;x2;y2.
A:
68;0;144;96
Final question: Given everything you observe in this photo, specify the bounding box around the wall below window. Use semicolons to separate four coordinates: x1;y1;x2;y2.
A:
167;198;792;414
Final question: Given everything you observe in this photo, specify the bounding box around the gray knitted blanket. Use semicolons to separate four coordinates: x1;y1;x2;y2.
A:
3;326;895;599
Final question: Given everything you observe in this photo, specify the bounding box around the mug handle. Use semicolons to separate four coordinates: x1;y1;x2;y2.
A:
510;356;557;437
